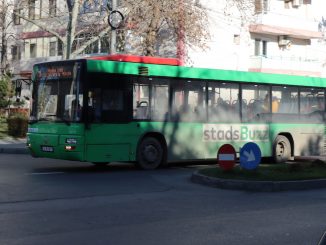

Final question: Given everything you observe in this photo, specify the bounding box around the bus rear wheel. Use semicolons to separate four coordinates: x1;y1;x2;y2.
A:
137;137;165;170
273;135;291;163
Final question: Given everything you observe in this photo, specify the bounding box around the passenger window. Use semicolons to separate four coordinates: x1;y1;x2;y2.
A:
103;90;123;111
172;80;206;122
151;81;169;121
272;86;298;114
208;82;239;122
242;84;269;122
133;83;150;120
300;88;325;114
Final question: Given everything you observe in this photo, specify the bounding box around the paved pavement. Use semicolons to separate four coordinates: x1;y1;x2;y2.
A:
2;136;326;192
0;137;28;154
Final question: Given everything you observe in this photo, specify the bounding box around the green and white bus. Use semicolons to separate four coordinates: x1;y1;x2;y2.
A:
27;54;326;169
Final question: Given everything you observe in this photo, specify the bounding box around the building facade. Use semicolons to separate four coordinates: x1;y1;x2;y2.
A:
190;0;326;77
5;0;326;104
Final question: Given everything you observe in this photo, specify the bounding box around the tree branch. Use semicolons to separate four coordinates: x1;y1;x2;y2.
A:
13;12;64;42
71;26;111;57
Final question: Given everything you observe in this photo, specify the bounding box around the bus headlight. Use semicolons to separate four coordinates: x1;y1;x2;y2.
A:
65;145;76;151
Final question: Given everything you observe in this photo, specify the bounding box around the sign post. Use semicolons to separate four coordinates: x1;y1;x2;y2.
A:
240;142;262;170
217;144;236;171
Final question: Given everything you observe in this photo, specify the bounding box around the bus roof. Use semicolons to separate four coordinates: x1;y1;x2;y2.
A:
87;54;183;66
86;57;326;88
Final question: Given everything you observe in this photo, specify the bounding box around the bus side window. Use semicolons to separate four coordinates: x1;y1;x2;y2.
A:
133;83;150;120
151;82;169;121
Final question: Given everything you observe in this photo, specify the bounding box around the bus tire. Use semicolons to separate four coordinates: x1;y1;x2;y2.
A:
137;137;165;170
273;135;291;163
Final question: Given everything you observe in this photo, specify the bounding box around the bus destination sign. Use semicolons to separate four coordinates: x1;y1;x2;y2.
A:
36;65;73;80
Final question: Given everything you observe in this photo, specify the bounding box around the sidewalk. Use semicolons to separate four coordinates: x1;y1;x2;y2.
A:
0;137;28;154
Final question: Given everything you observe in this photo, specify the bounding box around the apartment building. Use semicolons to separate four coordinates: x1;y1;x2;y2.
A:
6;0;326;87
190;0;326;77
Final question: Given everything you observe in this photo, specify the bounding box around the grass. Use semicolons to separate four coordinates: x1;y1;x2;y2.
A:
0;117;8;139
199;160;326;181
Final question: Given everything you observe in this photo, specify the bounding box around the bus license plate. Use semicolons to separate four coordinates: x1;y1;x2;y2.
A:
41;146;54;152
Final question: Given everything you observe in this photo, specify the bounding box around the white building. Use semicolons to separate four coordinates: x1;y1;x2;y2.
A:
6;0;326;83
190;0;326;77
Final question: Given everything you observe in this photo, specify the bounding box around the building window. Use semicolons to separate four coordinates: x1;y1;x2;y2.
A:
30;43;36;58
11;46;21;60
255;0;269;13
29;0;36;19
254;39;267;56
49;41;56;56
13;9;22;25
233;34;240;45
49;0;56;16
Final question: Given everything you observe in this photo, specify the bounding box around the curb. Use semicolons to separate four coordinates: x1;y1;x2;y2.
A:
191;171;326;192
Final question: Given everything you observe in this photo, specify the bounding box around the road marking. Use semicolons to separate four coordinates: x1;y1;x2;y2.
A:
25;172;65;175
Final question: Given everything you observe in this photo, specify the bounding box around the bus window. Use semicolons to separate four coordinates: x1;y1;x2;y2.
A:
103;90;124;111
172;80;205;122
133;83;150;120
208;82;239;122
300;88;325;114
242;84;269;122
151;80;169;121
272;86;298;114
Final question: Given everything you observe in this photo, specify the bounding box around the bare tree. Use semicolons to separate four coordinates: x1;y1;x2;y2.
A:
0;0;15;75
120;0;211;61
13;0;111;59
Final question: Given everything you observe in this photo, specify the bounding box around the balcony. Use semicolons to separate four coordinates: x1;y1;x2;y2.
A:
249;55;324;77
250;12;322;39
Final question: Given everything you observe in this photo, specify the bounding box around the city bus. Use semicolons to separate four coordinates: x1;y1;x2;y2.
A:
27;54;326;169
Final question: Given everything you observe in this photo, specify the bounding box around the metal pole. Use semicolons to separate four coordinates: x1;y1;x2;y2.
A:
110;0;117;54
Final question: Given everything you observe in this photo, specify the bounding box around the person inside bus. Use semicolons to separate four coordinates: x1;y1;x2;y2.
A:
262;94;270;112
272;96;280;113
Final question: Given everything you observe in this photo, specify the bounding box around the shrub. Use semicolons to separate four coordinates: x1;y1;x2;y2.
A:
7;113;29;138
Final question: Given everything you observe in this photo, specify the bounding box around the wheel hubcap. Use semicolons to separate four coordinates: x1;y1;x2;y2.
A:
143;145;158;163
277;142;285;157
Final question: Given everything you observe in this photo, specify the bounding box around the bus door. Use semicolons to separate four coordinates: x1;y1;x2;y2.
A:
84;74;133;163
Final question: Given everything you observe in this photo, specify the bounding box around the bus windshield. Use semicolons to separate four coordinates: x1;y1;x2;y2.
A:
30;62;83;123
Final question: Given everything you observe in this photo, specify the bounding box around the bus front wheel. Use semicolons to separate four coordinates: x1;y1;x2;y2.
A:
137;137;165;170
273;135;291;163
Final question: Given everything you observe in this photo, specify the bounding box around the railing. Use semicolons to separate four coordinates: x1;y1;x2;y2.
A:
253;11;319;32
250;55;323;73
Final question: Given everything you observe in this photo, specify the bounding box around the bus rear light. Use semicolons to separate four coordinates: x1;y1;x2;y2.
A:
65;145;76;151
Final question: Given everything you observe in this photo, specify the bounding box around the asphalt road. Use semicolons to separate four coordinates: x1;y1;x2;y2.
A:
0;154;325;245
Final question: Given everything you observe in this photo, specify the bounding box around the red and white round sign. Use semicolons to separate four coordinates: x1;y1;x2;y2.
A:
217;144;236;171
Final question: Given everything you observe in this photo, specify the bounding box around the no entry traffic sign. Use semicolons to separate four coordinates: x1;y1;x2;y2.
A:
218;144;236;171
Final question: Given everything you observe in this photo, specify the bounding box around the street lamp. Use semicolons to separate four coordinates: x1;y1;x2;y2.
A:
107;0;124;54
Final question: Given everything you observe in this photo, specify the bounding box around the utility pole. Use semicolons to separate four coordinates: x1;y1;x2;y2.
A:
110;0;117;54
